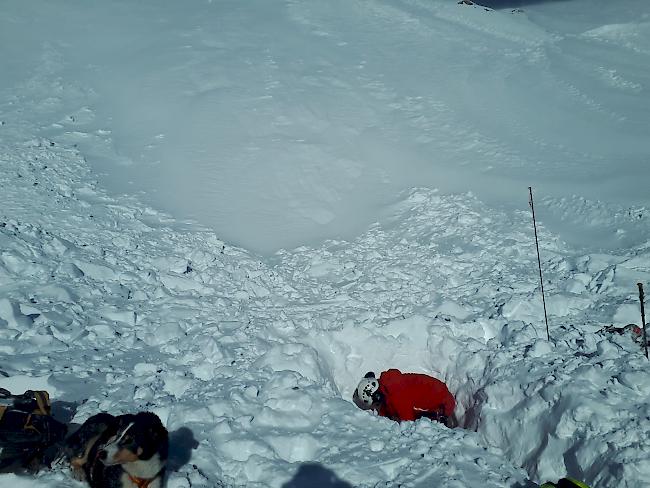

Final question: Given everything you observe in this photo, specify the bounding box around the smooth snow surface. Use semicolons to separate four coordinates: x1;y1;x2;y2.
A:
2;0;649;254
1;0;650;487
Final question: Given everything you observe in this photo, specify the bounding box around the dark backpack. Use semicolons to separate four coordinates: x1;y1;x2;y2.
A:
0;388;67;471
540;478;591;488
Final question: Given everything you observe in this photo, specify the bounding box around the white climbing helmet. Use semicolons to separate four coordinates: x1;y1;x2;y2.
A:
354;375;379;409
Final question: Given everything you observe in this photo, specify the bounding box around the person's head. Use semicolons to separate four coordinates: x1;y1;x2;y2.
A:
352;372;383;411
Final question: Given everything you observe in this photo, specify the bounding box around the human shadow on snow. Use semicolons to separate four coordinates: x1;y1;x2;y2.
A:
282;463;352;488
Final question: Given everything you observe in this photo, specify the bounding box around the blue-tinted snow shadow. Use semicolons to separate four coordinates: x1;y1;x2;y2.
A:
50;400;80;424
167;426;199;472
511;481;540;488
282;463;352;488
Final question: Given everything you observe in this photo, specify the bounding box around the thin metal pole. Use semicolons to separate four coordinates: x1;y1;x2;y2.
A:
528;187;550;341
638;283;648;359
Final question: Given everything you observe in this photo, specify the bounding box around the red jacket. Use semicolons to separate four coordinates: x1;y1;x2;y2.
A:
377;369;455;422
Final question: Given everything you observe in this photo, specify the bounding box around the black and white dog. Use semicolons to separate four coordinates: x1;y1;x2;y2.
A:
63;411;168;488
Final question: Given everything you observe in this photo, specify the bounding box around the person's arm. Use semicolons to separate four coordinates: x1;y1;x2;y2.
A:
389;397;416;422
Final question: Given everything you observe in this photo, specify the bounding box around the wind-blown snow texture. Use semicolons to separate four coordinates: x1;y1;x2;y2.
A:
1;0;650;487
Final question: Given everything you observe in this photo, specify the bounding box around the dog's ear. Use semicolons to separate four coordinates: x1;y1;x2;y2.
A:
364;371;375;379
137;412;168;456
116;413;137;429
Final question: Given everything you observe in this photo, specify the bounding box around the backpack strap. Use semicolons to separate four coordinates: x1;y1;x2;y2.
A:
32;391;51;416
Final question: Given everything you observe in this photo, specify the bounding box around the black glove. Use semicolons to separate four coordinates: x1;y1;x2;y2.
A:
421;411;448;425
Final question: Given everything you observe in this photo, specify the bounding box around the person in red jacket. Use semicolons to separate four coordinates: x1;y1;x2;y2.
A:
353;369;457;426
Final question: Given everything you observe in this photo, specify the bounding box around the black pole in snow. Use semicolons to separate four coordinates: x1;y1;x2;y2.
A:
638;283;648;359
528;187;550;341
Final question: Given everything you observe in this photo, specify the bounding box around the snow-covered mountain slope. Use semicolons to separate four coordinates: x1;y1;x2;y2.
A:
1;0;649;487
2;0;648;255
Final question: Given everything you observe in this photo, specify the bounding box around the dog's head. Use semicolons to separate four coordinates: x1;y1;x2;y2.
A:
98;412;168;466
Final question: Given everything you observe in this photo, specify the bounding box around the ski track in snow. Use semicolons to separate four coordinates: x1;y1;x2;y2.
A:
1;1;650;487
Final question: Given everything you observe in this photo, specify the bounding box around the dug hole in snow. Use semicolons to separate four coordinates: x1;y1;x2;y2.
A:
1;141;649;487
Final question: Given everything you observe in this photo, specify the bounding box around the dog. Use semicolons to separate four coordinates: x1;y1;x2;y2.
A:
63;411;168;488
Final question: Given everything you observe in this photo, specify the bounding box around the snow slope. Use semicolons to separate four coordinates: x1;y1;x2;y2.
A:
2;0;649;255
1;0;650;487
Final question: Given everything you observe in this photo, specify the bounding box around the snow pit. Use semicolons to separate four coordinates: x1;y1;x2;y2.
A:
1;0;650;485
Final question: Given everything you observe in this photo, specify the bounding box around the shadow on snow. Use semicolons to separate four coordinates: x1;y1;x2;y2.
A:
282;463;352;488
